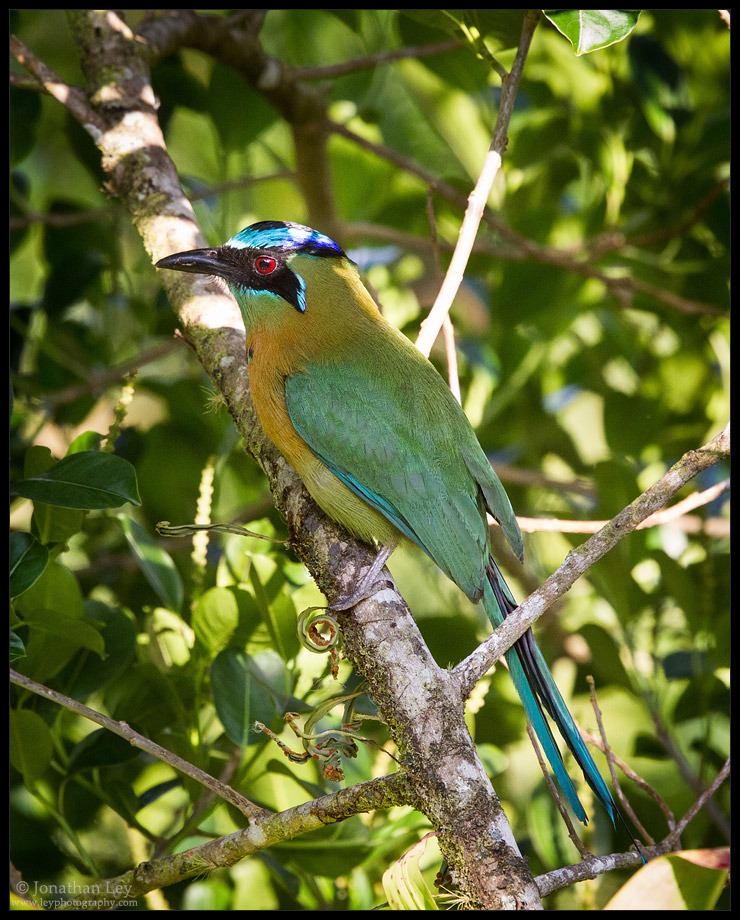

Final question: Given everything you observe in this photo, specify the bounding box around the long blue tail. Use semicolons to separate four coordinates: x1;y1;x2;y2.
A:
484;557;617;826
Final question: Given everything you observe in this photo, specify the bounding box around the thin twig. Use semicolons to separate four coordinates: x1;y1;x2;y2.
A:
586;676;654;844
426;189;462;403
456;424;730;694
415;11;542;357
290;39;464;80
39;339;184;407
667;758;730;843
580;726;674;835
506;479;730;537
10;669;267;821
649;699;731;842
535;757;730;898
10;34;105;137
525;719;594;860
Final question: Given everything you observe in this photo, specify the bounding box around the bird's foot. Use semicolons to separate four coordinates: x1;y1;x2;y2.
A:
328;545;395;611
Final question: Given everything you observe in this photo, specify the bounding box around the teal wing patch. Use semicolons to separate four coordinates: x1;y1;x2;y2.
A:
284;353;515;601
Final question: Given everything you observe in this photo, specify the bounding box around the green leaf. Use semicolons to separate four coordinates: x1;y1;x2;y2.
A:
65;601;138;700
67;727;142;773
605;849;729;910
545;10;641;55
14;559;84;621
31;501;86;546
10;631;25;662
248;566;299;662
145;608;193;669
9;709;54;784
628;35;692;142
401;9;524;52
21;445;87;544
66;430;106;455
208;62;278;152
106;779;144;824
14;607;105;681
10;83;42;165
22;444;55;478
13;562;103;680
120;516;184;613
210;649;281;746
10;532;49;598
192;586;240;654
12;450;141;509
182;877;234;912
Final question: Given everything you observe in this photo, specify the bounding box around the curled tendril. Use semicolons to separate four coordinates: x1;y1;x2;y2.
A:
156;520;287;543
254;688;395;782
297;606;340;652
297;606;341;678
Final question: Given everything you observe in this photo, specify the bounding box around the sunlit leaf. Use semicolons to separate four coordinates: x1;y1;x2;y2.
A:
605;849;729;910
545;10;641;55
10;709;54;784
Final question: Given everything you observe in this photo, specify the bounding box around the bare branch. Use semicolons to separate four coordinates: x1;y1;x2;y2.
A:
328;131;725;319
586;676;654;844
53;772;411;910
456;424;730;694
10;669;266;821
9;33;105;136
510;478;730;537
415;11;542;357
535;757;730;899
290;39;465;80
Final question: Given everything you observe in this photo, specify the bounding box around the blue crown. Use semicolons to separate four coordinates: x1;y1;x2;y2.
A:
225;221;345;258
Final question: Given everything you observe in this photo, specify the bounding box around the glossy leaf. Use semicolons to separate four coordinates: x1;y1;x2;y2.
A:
119;516;184;613
12;451;141;510
65;601;138;701
544;10;641;55
192;586;241;654
210;649;280;746
9;631;25;663
9;531;49;598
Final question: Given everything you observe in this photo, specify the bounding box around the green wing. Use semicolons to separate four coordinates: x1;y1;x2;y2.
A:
284;342;522;600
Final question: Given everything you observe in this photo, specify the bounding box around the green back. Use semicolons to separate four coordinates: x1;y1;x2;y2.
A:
284;331;522;601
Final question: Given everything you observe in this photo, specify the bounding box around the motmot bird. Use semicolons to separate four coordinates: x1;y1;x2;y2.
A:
156;220;618;827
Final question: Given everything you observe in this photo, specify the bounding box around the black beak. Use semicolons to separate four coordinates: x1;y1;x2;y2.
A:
155;248;227;277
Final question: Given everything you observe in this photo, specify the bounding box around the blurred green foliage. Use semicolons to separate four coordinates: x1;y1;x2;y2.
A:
10;9;729;911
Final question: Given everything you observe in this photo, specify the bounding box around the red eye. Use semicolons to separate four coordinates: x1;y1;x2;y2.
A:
255;256;276;274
